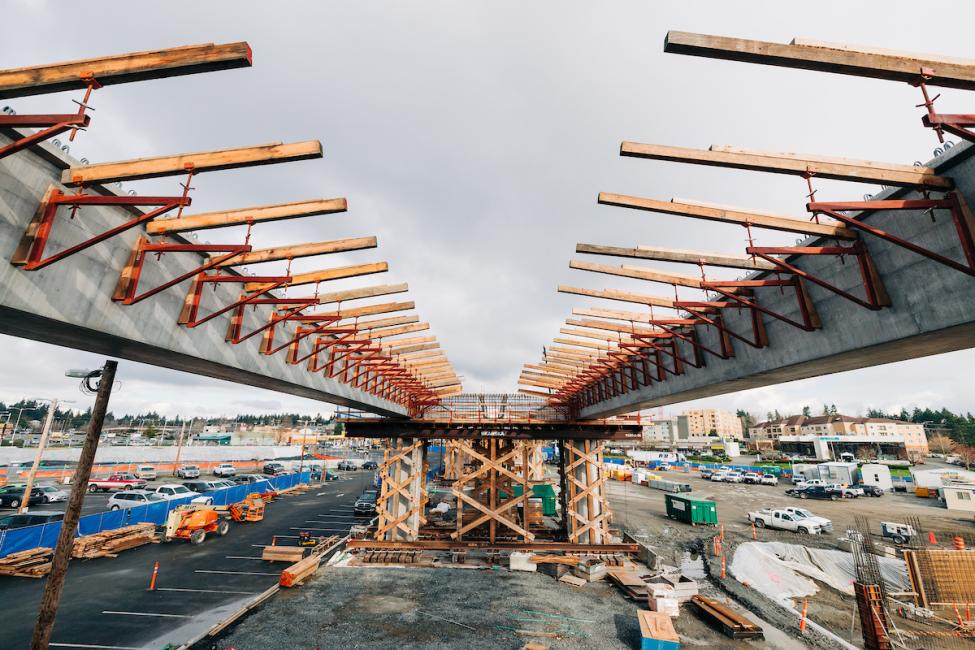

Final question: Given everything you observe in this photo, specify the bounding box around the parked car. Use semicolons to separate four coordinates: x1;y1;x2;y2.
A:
354;489;379;516
337;460;358;471
699;468;714;480
88;473;147;493
213;463;237;478
176;465;201;479
748;508;825;534
154;483;212;504
786;485;844;501
323;470;339;481
860;484;884;497
710;471;730;483
262;462;287;476
724;471;744;483
36;485;69;503
182;480;227;493
657;463;672;471
361;461;378;470
233;474;272;485
825;483;860;498
742;472;763;484
759;473;779;486
0;511;64;530
107;490;166;510
0;486;44;509
782;507;833;533
134;465;158;480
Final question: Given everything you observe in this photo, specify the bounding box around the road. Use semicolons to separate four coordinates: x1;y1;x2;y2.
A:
0;470;375;649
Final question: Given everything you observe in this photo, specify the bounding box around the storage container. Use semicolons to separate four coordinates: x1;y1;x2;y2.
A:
664;494;718;526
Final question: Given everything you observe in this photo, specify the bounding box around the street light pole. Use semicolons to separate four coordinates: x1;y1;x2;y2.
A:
19;399;58;514
31;360;117;650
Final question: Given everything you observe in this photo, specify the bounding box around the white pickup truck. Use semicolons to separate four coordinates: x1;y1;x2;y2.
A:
747;508;826;534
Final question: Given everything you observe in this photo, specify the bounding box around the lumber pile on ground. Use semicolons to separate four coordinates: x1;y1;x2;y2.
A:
279;554;322;588
277;483;311;497
72;523;158;559
261;545;307;563
0;548;53;578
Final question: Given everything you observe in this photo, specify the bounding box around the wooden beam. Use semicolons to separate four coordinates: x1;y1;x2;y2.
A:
617;141;951;188
212;237;376;267
311;301;415;321
387;342;439;355
313;283;409;306
518;389;557;399
597;193;857;239
147;198;347;235
566;317;666;338
570;259;703;289
369;323;430;340
708;145;931;174
552;337;612;351
558;284;676;309
380;334;435;347
576;242;776;271
663;30;975;91
395;348;443;361
0;42;253;99
354;315;419;331
427;378;462;389
244;262;387;292
64;140;323;186
397;350;444;362
549;345;605;359
560;327;635;343
572;307;653;324
525;364;576;377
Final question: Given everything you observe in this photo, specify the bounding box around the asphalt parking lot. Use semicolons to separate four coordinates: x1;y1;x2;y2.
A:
0;469;376;649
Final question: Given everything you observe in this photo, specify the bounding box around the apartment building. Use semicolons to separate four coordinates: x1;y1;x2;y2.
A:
749;414;929;460
681;409;744;440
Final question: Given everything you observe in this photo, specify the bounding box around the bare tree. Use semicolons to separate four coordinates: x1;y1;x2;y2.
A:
928;434;957;457
955;445;975;470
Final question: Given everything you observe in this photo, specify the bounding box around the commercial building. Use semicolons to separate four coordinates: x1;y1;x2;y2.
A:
749;414;929;461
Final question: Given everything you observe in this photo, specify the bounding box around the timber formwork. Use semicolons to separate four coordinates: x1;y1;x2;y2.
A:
347;393;640;550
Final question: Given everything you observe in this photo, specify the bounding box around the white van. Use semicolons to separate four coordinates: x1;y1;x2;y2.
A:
134;465;157;480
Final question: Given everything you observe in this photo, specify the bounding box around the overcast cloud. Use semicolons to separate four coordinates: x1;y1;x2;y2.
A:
1;0;974;420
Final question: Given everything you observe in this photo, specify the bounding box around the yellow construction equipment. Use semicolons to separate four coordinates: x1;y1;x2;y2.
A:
162;505;230;544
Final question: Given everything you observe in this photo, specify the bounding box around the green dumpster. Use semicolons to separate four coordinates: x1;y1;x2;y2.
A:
506;484;558;516
664;493;717;526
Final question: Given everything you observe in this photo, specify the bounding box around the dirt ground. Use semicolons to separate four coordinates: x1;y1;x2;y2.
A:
605;469;975;648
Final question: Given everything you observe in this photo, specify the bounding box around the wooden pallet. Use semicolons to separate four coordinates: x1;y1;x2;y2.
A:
607;569;650;600
0;548;53;578
690;595;764;640
72;523;159;559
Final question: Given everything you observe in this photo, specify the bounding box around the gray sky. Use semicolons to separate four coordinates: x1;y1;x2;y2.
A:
2;0;974;420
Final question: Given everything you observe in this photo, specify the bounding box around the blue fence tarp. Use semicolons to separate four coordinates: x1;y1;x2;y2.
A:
0;472;309;559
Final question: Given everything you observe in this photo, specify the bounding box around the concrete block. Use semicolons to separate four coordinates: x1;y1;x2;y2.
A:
509;551;537;572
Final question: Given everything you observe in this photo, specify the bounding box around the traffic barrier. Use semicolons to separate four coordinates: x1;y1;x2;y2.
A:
0;472;310;558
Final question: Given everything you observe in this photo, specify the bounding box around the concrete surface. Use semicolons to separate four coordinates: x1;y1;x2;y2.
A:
0;133;407;418
581;143;975;418
0;470;375;649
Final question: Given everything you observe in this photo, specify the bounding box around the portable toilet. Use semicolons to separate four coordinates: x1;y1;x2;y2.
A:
664;494;717;526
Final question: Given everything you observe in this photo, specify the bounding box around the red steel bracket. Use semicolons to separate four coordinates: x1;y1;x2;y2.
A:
177;274;291;329
112;237;250;305
0;75;100;159
11;187;189;271
225;297;320;345
809;193;975;278
913;71;975;144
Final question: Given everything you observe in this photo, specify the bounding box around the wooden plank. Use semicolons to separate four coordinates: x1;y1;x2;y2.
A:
366;323;430;340
245;262;387;292
570;259;703;289
664;30;975;91
558;284;677;309
709;145;931;174
212;237;376;267
354;315;419;331
572;307;655;324
147;198;347;234
386;342;439;355
307;301;414;321
548;345;605;358
64;140;323;186
576;242;776;271
552;337;612;351
598;193;857;239
617;141;951;188
792;38;975;66
314;283;409;305
518;388;556;398
566;317;665;337
560;327;634;343
0;42;253;99
378;336;436;348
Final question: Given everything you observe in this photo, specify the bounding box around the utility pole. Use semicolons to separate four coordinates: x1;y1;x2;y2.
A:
19;399;58;514
173;420;186;476
31;360;117;650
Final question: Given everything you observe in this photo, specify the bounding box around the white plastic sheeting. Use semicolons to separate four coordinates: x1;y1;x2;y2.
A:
730;541;908;603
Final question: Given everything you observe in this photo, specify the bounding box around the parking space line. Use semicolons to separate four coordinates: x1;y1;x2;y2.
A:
194;570;279;576
335;493;345;497
290;527;349;532
225;556;265;560
48;641;139;650
154;587;259;595
102;611;191;618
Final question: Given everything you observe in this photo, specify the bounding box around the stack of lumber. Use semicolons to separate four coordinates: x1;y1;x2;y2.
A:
530;555;583;567
72;523;158;559
0;548;53;578
261;545;306;563
690;595;763;640
526;501;544;526
279;554;322;588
